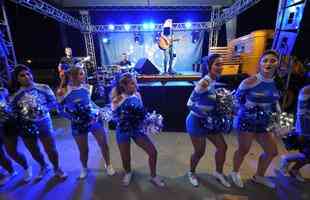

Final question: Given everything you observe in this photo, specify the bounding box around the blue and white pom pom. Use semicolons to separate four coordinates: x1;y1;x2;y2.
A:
100;105;113;122
267;112;294;132
143;111;164;135
215;88;234;115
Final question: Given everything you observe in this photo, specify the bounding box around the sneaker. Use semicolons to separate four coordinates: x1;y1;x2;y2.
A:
187;171;199;187
229;172;244;188
23;167;32;182
122;172;133;186
0;171;18;186
289;170;306;182
36;165;51;180
54;168;68;179
150;176;165;187
213;171;231;188
105;164;116;176
252;175;275;189
78;168;88;179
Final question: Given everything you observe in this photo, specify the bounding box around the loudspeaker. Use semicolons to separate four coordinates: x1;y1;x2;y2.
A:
273;0;309;58
134;58;160;75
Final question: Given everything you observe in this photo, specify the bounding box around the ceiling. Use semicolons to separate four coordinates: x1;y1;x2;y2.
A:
49;0;234;8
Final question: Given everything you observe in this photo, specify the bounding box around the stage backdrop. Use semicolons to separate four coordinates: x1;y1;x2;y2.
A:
99;31;205;72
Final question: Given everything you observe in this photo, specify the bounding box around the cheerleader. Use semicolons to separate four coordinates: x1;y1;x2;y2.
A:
0;83;31;184
10;65;67;180
277;85;310;182
57;67;115;179
0;85;17;185
230;50;280;188
111;73;165;187
186;54;231;187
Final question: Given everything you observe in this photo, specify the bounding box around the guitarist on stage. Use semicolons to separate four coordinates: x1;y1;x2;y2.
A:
159;19;178;75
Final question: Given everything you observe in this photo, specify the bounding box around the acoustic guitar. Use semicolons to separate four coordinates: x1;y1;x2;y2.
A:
158;35;183;50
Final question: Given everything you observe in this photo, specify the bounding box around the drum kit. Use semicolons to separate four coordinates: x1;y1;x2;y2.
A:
95;65;137;86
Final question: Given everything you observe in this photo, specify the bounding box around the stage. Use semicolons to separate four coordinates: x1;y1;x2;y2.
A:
0;118;309;200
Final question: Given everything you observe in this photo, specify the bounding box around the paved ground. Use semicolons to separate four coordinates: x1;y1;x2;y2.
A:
0;118;309;200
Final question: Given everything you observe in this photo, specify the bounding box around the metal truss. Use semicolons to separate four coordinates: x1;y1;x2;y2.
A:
9;0;87;31
1;1;17;83
217;0;262;26
209;6;221;48
92;21;212;33
80;10;96;68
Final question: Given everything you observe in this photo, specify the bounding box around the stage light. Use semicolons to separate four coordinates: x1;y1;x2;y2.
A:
191;30;200;43
149;22;155;30
143;22;155;30
124;24;131;31
185;22;192;29
108;24;115;31
134;32;144;45
102;34;110;44
154;32;161;43
143;23;149;30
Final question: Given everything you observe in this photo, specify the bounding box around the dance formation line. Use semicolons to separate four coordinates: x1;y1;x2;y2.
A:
0;50;309;189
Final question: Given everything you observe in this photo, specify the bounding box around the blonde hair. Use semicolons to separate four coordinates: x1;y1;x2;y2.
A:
110;73;136;101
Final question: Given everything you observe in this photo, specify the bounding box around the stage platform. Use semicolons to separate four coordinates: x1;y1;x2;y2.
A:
137;71;201;85
0;120;309;200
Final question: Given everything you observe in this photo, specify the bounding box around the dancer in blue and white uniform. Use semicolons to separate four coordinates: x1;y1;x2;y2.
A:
0;85;19;185
111;73;165;187
0;82;31;184
10;65;67;180
230;50;281;189
57;66;115;179
186;54;231;188
277;85;310;182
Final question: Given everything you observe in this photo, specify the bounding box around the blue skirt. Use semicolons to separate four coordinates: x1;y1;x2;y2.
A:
186;113;215;137
235;107;274;134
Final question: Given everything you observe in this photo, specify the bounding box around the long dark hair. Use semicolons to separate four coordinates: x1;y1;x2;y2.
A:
11;64;33;92
201;54;221;78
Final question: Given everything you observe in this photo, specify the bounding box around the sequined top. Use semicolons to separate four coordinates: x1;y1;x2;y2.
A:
58;84;99;122
295;86;310;136
0;87;10;125
113;93;145;133
234;73;280;113
187;75;217;117
10;83;57;122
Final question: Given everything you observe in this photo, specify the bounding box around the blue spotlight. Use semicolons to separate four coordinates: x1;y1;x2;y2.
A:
149;22;155;30
143;22;155;30
143;23;149;30
134;32;144;45
185;21;192;29
124;24;131;31
102;37;109;43
153;32;161;43
108;24;115;31
191;30;200;43
102;34;110;44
